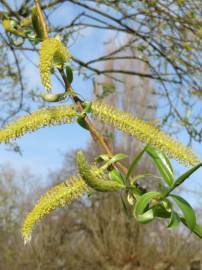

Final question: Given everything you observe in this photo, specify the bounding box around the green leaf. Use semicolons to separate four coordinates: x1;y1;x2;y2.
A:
135;209;155;224
132;173;161;183
109;153;128;164
77;116;89;130
132;174;148;183
180;218;202;238
190;224;202;238
162;199;172;212
134;202;171;224
109;169;125;185
146;146;174;187
96;154;110;162
167;211;180;229
120;194;129;215
126;147;146;180
83;102;92;114
153;204;171;219
170;195;196;230
102;153;127;169
134;191;161;219
96;154;127;178
40;92;68;102
65;65;73;84
172;163;202;190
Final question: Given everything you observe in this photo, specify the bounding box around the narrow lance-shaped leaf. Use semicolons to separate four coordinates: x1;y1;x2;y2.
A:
126;146;146;180
146;145;174;187
170;194;196;230
193;224;202;238
40;92;68;102
171;163;202;191
180;218;202;239
96;154;110;162
65;65;73;84
109;168;125;185
77;116;89;130
120;194;130;215
190;224;202;238
167;211;181;229
99;153;127;173
104;153;127;168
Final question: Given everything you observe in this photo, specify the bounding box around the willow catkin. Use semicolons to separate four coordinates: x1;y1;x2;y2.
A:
39;38;71;91
91;102;199;166
2;19;25;37
76;151;124;192
22;176;89;244
0;106;77;143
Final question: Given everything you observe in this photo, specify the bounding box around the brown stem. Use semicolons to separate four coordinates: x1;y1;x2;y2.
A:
59;69;131;177
35;1;139;187
59;70;112;154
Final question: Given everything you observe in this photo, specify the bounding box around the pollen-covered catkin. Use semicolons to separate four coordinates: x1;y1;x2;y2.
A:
0;106;77;143
22;176;89;244
2;19;25;37
76;151;124;192
40;38;71;90
91;102;200;166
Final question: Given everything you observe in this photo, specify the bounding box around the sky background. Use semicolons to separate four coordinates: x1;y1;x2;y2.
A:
0;1;201;206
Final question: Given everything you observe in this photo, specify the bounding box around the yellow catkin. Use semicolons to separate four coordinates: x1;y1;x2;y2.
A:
39;38;71;90
0;106;77;143
91;102;200;166
22;176;89;244
77;151;124;192
2;19;25;37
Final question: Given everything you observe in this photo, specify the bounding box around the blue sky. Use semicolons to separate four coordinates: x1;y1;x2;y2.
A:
0;1;201;205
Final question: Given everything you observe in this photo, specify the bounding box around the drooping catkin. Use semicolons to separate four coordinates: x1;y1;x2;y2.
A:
2;19;25;37
39;38;71;91
22;176;89;244
0;106;77;143
91;102;199;166
76;151;124;192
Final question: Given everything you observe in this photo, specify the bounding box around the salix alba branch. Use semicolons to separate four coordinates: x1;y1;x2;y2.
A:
0;0;201;243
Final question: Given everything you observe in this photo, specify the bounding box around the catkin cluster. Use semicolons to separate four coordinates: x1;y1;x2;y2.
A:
39;38;71;90
91;102;199;166
22;176;89;244
77;151;124;192
0;106;76;143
